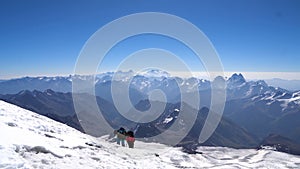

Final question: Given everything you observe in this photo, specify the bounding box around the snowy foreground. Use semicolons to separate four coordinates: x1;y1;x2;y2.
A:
0;101;300;169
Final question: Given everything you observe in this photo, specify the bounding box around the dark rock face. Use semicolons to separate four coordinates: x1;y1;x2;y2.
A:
259;134;300;155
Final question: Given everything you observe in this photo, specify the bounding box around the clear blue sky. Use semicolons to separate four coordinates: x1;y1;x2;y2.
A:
0;0;299;79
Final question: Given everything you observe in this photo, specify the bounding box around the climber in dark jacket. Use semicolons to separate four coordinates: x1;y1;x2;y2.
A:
114;127;126;147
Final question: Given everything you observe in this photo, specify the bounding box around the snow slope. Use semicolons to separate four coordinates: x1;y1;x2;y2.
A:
0;100;300;169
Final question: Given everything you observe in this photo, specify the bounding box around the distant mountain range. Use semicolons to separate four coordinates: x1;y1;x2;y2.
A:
265;78;300;92
223;74;300;142
0;70;300;154
0;76;72;94
0;89;258;150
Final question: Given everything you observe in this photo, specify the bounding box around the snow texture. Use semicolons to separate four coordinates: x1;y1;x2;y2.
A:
0;100;300;169
163;117;173;124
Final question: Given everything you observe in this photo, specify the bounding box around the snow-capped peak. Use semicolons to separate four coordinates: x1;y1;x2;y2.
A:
293;91;300;98
138;69;170;78
227;73;246;84
256;80;268;87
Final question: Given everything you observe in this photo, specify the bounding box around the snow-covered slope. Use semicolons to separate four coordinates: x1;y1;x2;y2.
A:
0;100;300;169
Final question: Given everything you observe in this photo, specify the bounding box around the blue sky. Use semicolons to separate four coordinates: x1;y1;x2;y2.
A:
0;0;300;79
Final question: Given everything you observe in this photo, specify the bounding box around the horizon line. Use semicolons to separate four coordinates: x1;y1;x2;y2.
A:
1;71;300;81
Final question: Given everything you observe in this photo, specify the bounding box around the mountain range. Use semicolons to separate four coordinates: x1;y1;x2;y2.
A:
0;70;300;155
265;78;300;92
0;89;258;150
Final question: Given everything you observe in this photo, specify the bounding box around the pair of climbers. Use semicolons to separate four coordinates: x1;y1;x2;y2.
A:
114;127;135;148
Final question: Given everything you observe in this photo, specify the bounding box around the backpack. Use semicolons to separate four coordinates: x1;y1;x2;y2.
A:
126;136;135;142
118;127;126;134
126;131;134;137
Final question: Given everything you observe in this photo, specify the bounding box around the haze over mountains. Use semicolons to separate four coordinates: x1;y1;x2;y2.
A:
1;70;300;155
1;70;299;95
265;78;300;92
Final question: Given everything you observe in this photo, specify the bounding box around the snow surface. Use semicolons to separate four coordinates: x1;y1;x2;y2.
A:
163;117;173;124
139;69;170;78
0;100;300;169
